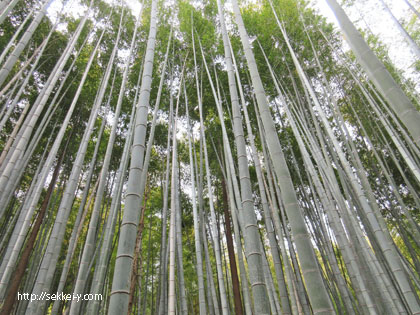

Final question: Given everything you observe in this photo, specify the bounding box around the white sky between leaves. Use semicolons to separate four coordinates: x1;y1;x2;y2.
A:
47;0;420;87
44;0;420;195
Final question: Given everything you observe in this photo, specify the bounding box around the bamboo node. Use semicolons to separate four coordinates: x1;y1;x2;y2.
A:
110;290;130;296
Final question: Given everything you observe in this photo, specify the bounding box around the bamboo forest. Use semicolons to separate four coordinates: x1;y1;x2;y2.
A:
1;0;420;313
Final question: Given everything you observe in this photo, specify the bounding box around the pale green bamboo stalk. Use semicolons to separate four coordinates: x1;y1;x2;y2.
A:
253;95;309;314
87;67;140;315
193;26;230;315
379;0;420;59
51;106;108;315
0;0;54;87
197;44;231;315
231;0;334;312
259;29;373;313
108;0;161;314
124;27;171;314
25;28;108;315
271;3;419;312
0;29;88;175
342;47;420;185
156;63;175;314
168;75;181;315
185;84;207;315
223;157;253;315
69;10;125;314
157;98;173;315
0;8;33;65
0;30;105;307
215;2;271;312
325;0;420;148
403;0;420;19
168;57;188;315
228;36;292;314
0;0;22;25
108;0;158;311
175;157;188;314
0;88;64;237
197;134;221;315
195;133;220;315
0;6;91;213
0;31;52;134
0;126;53;270
209;116;254;315
49;70;114;306
0;45;43;99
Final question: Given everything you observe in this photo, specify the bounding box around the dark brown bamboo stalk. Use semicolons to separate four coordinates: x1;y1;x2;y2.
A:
222;178;243;315
128;183;150;314
0;137;69;315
